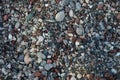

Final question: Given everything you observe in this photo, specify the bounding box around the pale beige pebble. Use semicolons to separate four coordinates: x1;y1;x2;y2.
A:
77;73;82;79
70;76;77;80
75;41;80;46
68;33;73;37
37;58;42;63
24;53;31;64
85;0;89;3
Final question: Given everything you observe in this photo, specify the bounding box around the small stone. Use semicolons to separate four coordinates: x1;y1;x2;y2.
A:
70;76;77;80
8;34;12;40
37;58;42;63
3;15;8;21
37;52;46;59
44;64;54;71
18;54;24;62
75;41;79;46
47;59;52;64
15;22;20;28
111;68;117;74
24;53;31;64
69;9;74;17
76;25;84;35
55;11;65;21
37;36;44;42
117;13;120;20
85;0;89;3
77;74;82;79
115;52;120;57
76;2;81;11
97;2;103;9
0;59;4;64
34;71;42;77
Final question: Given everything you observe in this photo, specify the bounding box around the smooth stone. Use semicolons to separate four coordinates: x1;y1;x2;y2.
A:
55;11;65;21
44;64;54;71
24;53;31;64
76;2;81;11
85;0;89;3
76;25;84;35
69;9;74;17
8;34;12;40
15;22;20;28
111;68;117;74
75;41;79;46
71;76;77;80
115;52;120;57
77;74;82;79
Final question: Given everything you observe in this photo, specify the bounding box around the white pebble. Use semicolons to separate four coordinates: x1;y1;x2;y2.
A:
8;34;12;40
15;22;20;28
77;74;82;79
69;9;74;17
111;68;117;74
55;11;65;21
70;76;77;80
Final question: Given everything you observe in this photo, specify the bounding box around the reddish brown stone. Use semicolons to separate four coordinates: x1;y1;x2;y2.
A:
34;71;42;77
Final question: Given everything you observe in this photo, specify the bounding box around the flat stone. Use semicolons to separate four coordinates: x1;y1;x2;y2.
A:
76;25;84;35
76;2;81;11
44;64;54;71
55;11;65;21
37;52;46;59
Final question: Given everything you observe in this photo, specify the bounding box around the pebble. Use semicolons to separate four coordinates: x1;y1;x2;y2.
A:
55;11;65;21
117;13;120;20
24;53;31;64
115;52;120;57
77;74;82;79
111;68;117;74
70;76;77;80
76;25;84;35
44;64;54;71
69;9;74;17
76;2;81;11
37;52;46;59
8;34;12;40
15;22;20;28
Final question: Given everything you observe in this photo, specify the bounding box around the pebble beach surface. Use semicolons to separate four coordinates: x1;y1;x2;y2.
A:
0;0;120;80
